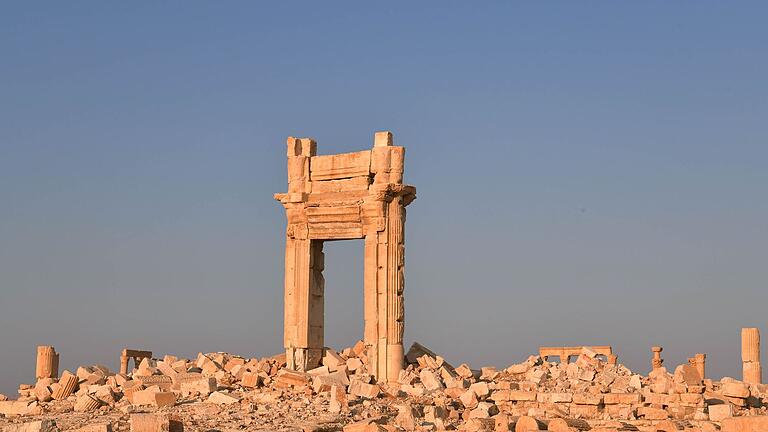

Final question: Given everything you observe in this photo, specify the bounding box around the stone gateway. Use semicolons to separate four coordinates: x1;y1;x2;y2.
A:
274;131;416;383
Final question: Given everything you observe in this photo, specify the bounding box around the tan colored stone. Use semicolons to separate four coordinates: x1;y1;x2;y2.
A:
51;371;78;400
0;400;33;416
206;391;240;404
603;393;641;404
129;413;183;432
241;371;262;388
674;364;702;386
176;373;216;396
460;389;479;409
35;346;59;380
276;132;415;382
3;420;59;432
653;420;680;431
455;363;474;379
721;416;768;432
322;349;345;370
419;369;444;391
513;415;542;431
348;379;380;399
638;406;669;420
275;369;311;387
572;393;602;405
132;389;176;408
741;328;761;384
545;418;574;432
708;403;732;421
120;349;152;375
652;346;664;370
539;346;612;364
394;404;419;430
329;384;347;413
73;394;102;412
73;425;112;432
721;381;750;398
342;419;387;432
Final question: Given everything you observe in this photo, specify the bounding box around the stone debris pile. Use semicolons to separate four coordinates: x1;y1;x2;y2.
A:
2;343;768;432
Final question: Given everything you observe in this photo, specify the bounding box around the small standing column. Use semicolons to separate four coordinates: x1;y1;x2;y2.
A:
120;354;130;375
694;353;706;379
651;346;664;371
742;327;762;384
35;346;59;380
607;354;618;366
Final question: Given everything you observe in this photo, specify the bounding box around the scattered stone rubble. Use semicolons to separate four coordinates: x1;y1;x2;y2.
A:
2;342;768;432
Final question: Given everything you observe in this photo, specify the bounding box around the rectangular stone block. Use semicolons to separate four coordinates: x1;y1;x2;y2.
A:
708;403;733;421
74;424;112;432
572;393;603;405
605;404;635;420
137;375;173;391
275;370;311;387
3;420;59;432
129;414;183;432
494;390;536;401
638;406;669;420
311;176;370;194
132;389;176;408
0;400;34;416
569;404;600;418
240;372;262;388
721;415;768;432
348;379;380;399
536;392;572;403
603;393;642;405
309;151;371;181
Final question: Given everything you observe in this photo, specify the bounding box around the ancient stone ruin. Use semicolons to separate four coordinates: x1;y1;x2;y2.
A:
3;132;768;432
274;131;416;383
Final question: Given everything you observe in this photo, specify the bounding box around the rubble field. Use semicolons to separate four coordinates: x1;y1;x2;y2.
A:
2;342;767;432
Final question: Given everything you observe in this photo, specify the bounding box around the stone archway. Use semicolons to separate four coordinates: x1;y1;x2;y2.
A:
274;131;416;383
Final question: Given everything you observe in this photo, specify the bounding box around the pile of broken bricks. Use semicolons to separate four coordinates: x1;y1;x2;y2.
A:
2;342;768;432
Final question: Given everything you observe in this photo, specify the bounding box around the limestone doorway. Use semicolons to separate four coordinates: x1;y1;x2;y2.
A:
274;131;416;383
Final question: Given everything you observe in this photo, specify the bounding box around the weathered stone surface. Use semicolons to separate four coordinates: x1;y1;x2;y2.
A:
708;403;733;421
73;424;112;432
51;371;78;400
206;391;240;405
73;394;102;412
721;380;750;399
276;132;415;382
348;379;379;399
513;415;542;431
0;400;33;416
129;414;183;432
721;415;768;432
3;420;59;432
132;389;176;408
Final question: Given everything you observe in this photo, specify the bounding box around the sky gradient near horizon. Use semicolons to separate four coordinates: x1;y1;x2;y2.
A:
1;2;767;395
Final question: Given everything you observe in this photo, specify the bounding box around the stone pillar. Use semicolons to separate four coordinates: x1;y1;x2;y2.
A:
607;354;618;366
284;238;324;371
35;346;59;380
651;346;663;370
74;394;102;412
363;232;380;379
742;327;761;384
52;372;78;400
385;195;405;383
694;353;706;379
120;355;130;375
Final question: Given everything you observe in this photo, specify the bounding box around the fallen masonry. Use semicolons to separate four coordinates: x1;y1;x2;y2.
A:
2;340;768;432
3;133;767;431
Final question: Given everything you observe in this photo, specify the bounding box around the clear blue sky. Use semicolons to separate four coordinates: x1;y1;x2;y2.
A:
1;2;766;395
